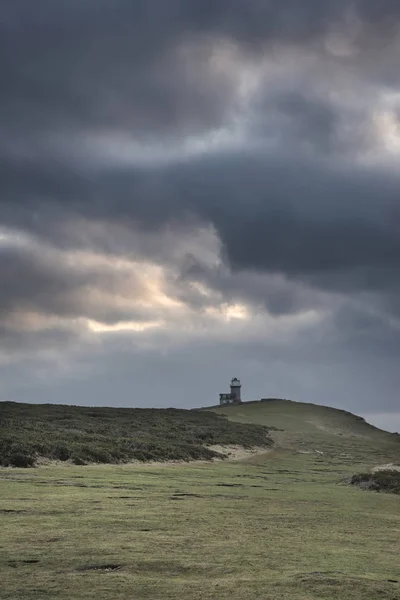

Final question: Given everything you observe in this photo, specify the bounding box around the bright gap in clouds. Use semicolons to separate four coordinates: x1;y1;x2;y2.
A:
374;110;400;154
0;227;32;247
87;319;164;334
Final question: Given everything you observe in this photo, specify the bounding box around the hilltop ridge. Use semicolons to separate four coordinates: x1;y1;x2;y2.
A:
1;398;398;469
207;399;400;469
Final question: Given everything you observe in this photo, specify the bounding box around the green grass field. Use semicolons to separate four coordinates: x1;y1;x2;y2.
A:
1;400;399;599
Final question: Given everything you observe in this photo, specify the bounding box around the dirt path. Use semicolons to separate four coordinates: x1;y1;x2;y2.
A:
207;444;272;461
372;463;400;473
28;445;272;469
124;445;272;467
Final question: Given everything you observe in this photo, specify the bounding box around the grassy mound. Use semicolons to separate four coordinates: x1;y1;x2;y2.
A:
0;401;273;467
208;399;400;466
350;470;400;494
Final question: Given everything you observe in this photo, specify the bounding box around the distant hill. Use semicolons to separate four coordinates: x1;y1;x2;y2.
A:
1;399;398;469
207;399;400;467
0;401;273;467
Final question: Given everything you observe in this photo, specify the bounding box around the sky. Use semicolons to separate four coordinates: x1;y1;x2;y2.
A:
1;1;400;431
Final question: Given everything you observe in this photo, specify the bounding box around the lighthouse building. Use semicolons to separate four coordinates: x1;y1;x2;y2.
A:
219;377;242;406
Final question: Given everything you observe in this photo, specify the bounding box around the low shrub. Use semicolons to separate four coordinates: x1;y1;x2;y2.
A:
51;443;71;462
0;401;274;467
350;470;400;494
2;452;35;468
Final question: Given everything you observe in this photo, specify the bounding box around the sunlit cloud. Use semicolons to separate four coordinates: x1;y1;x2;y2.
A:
86;319;164;334
373;110;400;154
0;227;34;248
205;302;250;322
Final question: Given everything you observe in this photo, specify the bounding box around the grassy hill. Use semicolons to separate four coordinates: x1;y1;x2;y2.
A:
1;399;399;600
208;399;400;469
0;401;273;467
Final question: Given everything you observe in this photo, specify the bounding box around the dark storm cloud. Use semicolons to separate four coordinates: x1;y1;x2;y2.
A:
255;91;340;151
0;0;236;138
1;146;400;298
184;153;400;281
250;89;373;155
1;0;400;140
100;152;400;297
1;0;399;267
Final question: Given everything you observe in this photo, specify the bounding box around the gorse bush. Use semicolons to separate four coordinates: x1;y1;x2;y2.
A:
0;402;273;467
51;442;71;462
2;452;35;468
350;470;400;494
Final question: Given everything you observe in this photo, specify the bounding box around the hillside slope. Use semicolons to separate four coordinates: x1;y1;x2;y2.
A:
0;401;273;467
208;400;400;470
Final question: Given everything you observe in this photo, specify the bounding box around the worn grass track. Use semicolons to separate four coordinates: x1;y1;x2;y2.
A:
1;400;399;599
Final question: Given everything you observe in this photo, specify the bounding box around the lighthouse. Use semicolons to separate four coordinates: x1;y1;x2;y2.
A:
230;377;241;403
219;377;242;405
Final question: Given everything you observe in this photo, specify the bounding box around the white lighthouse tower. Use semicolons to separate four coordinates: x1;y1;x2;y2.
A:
230;377;242;403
